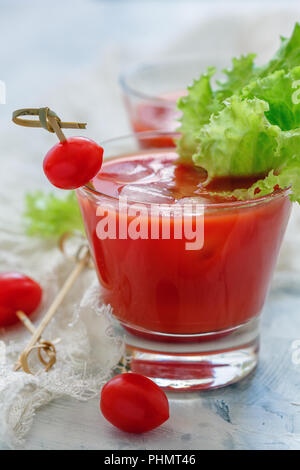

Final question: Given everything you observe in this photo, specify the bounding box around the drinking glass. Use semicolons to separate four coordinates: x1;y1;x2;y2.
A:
120;56;225;147
76;131;291;391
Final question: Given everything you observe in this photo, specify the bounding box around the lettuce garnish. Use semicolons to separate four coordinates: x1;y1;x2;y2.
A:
24;191;84;238
177;23;300;202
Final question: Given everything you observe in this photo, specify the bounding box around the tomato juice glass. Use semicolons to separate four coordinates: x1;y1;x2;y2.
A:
76;131;291;391
120;57;226;148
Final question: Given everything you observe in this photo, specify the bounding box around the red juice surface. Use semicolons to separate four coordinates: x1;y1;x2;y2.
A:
77;151;291;336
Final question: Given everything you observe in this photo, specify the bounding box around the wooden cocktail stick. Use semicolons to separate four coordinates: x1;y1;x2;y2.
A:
14;245;91;374
12;108;86;133
16;311;60;344
47;114;67;143
14;315;58;373
11;110;92;374
16;311;38;335
14;311;62;371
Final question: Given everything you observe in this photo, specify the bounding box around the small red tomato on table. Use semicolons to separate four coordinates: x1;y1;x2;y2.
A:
100;373;169;433
0;272;42;327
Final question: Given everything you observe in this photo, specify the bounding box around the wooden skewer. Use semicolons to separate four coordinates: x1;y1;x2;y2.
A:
14;312;61;372
16;311;38;336
16;311;61;343
47;115;67;143
14;246;90;374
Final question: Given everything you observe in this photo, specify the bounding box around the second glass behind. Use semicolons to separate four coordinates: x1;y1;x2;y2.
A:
120;57;225;148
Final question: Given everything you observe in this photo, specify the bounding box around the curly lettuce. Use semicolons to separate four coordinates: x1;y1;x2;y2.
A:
242;67;300;130
24;191;84;238
259;23;300;77
177;67;221;160
177;23;300;203
216;53;257;101
193;97;281;180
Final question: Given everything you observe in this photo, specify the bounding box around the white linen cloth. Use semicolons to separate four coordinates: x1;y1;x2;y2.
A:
1;2;300;448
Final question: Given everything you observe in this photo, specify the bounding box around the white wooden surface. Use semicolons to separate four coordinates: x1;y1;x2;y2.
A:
1;0;300;450
0;281;295;450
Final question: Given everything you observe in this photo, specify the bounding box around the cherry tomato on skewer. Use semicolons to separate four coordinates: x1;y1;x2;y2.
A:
100;373;169;433
0;272;42;327
43;136;103;190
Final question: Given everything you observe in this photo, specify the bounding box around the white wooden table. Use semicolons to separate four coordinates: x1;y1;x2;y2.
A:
0;281;294;450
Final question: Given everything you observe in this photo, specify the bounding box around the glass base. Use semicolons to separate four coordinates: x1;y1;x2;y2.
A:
117;317;259;391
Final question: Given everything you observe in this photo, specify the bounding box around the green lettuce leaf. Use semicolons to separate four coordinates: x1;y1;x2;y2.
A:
177;55;259;160
242;66;300;130
206;130;300;203
193;96;281;180
24;191;84;238
249;160;298;202
250;129;300;202
216;53;257;101
177;67;221;160
177;22;300;203
259;23;300;77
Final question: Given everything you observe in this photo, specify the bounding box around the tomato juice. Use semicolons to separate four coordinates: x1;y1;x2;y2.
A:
76;150;291;337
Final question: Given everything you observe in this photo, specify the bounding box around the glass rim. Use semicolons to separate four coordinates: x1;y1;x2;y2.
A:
119;55;216;106
80;130;290;210
119;65;175;107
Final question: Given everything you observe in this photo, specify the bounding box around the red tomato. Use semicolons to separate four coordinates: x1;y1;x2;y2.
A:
0;272;42;327
100;373;169;433
43;137;103;190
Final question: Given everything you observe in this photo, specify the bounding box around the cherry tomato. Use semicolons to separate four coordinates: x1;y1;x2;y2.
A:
43;137;103;190
100;373;169;433
0;272;42;327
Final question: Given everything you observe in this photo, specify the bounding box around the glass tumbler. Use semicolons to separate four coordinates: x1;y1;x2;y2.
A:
76;131;291;391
